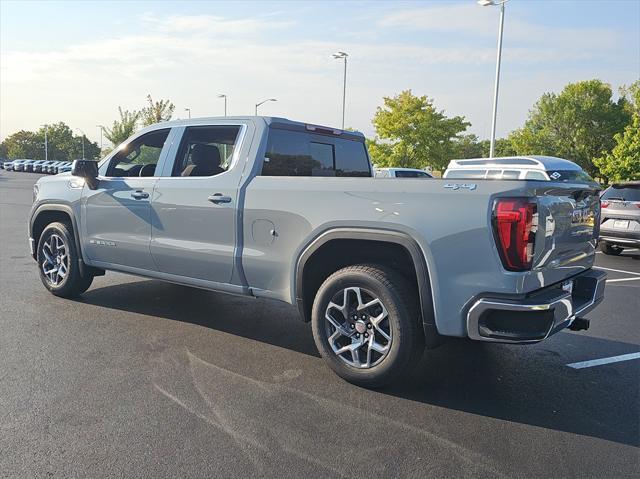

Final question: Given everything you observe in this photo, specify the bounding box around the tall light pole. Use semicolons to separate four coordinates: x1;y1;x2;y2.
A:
74;128;86;160
478;0;508;158
184;108;191;119
41;124;48;161
96;125;104;150
217;94;227;116
255;98;277;116
332;51;348;129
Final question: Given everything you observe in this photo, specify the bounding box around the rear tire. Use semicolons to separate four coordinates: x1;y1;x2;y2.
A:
311;264;423;388
600;242;623;256
37;221;93;297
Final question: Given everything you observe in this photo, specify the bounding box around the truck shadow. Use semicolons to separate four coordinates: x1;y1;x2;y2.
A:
80;279;639;448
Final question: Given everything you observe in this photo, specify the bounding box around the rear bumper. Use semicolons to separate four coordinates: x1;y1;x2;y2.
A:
467;269;606;343
599;229;640;246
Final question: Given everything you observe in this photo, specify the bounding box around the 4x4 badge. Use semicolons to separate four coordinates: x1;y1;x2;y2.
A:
444;183;477;191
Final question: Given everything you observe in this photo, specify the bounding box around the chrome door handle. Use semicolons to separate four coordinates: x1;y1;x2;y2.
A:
208;194;232;204
131;190;149;199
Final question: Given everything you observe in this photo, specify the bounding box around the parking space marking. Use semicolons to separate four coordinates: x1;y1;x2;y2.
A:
593;266;640;276
607;277;640;283
567;352;640;369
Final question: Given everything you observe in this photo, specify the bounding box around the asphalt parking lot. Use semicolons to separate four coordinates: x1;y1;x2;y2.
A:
1;170;638;478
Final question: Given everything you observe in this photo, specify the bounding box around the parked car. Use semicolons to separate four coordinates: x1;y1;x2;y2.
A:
24;160;40;172
0;160;7;169
375;168;433;178
58;162;73;173
35;161;53;173
12;159;28;171
4;160;15;171
29;117;606;387
47;161;64;174
599;182;640;255
444;156;595;183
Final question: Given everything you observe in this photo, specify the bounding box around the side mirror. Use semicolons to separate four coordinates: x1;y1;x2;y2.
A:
71;160;99;190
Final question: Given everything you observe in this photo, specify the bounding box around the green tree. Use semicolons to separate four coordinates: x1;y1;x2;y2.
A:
2;123;100;161
452;134;484;159
103;107;140;148
593;82;640;182
140;94;175;127
3;130;42;159
451;135;518;159
508;79;630;175
368;90;470;171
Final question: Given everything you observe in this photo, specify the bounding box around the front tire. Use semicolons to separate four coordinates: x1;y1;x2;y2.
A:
600;241;623;256
37;221;93;297
311;264;423;388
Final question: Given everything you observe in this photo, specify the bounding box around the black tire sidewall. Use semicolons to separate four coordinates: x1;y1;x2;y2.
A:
601;241;623;255
311;266;421;387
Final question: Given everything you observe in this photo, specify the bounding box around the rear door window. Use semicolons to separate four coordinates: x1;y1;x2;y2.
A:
171;125;241;177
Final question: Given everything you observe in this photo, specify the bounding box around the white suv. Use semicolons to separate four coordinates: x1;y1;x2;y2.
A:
443;156;594;182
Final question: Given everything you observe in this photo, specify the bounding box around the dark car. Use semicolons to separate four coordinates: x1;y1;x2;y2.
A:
599;182;640;255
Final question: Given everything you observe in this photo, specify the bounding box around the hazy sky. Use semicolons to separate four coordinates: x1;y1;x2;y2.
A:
1;0;638;145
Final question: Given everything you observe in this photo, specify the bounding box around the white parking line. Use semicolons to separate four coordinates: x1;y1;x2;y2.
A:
593;266;640;276
607;277;640;283
567;352;640;369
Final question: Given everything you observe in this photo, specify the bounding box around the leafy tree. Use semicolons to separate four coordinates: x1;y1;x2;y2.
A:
508;79;630;175
452;134;484;159
103;107;140;148
368;90;470;171
3;130;42;159
140;94;175;127
593;82;640;182
1;123;99;160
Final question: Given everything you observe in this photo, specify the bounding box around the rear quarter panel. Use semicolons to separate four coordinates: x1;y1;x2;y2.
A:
243;177;592;337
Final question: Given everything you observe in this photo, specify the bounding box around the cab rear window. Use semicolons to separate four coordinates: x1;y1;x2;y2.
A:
262;129;371;177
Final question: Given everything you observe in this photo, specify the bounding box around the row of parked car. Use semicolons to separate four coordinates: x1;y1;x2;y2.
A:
1;159;74;175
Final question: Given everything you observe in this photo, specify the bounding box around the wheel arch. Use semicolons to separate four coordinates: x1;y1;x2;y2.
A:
294;228;443;348
30;204;83;263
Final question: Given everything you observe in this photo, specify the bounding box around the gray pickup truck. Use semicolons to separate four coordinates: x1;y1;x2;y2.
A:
29;117;606;386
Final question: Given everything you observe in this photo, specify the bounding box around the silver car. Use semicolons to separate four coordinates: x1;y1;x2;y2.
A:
599;182;640;255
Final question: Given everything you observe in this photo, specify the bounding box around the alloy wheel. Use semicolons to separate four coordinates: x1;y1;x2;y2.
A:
41;233;68;286
324;286;392;369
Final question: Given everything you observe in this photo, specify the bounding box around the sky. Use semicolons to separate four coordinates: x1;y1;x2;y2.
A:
1;0;639;145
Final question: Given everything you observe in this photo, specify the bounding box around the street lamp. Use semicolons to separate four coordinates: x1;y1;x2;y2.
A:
332;51;348;129
41;124;48;161
217;94;227;116
74;128;86;160
185;108;191;119
255;98;277;116
96;125;104;150
477;0;509;158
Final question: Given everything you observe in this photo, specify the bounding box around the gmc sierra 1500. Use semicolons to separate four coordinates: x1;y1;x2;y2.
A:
29;117;606;386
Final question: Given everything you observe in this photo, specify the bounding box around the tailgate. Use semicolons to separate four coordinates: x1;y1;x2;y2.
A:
523;183;601;291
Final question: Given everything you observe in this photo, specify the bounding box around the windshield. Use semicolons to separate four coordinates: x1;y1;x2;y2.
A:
601;185;640;202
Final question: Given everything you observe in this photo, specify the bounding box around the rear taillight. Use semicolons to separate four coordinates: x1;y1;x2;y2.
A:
492;198;537;271
601;201;609;208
